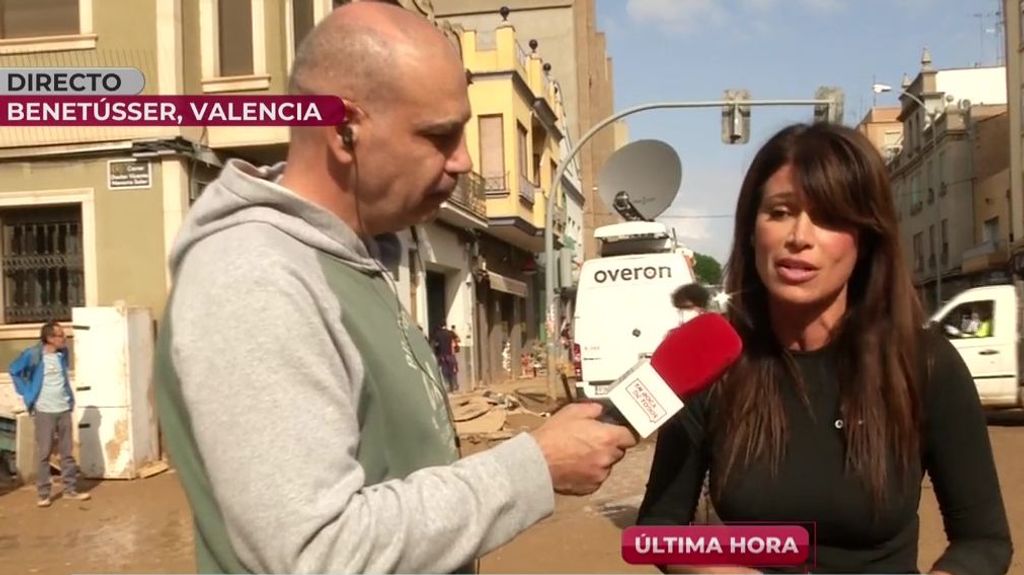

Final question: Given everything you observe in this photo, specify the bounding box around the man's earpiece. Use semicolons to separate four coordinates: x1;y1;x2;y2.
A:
340;125;356;148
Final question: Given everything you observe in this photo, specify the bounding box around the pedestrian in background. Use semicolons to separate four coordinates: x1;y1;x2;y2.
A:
10;320;91;507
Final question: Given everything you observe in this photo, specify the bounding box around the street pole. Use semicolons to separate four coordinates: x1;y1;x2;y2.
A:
933;119;941;309
542;98;839;398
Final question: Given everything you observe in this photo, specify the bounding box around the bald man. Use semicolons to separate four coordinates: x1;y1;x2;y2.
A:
153;3;636;574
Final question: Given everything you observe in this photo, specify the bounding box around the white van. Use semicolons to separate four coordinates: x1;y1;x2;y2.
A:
572;222;697;399
929;283;1024;409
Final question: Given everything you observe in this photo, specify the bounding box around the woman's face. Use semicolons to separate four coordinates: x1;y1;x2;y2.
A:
753;164;859;309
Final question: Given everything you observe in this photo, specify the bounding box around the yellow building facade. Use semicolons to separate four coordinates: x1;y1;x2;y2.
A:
456;22;570;383
460;23;567;252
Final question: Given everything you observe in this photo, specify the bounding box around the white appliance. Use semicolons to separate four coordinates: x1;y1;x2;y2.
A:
70;304;158;479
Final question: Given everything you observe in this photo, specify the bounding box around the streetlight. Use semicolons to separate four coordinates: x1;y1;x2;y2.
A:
873;82;942;308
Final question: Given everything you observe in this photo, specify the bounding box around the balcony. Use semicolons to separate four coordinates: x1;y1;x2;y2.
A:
962;239;1009;274
438;171;488;231
449;172;487;220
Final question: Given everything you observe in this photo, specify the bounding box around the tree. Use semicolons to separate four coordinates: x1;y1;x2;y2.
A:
692;252;722;285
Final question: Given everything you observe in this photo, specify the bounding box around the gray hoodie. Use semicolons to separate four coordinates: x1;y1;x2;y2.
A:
155;158;555;574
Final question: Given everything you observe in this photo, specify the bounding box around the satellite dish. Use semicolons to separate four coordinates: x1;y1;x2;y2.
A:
598;139;682;221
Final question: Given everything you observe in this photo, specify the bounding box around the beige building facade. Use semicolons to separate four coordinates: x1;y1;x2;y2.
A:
1003;0;1024;275
888;53;1010;311
963;111;1012;278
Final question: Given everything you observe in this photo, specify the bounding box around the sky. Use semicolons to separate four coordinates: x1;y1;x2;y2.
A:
593;0;1005;263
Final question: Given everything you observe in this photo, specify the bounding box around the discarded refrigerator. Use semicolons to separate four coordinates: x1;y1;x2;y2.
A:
70;304;158;479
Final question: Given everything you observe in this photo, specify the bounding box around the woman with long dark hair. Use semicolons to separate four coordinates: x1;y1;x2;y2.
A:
636;122;1012;574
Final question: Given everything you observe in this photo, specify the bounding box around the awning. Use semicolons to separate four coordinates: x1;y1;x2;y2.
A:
487;271;528;298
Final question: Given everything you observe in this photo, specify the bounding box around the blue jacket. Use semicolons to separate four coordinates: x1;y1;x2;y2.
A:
9;343;73;413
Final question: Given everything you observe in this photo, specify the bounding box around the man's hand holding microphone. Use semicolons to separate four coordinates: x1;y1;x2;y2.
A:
531;402;637;495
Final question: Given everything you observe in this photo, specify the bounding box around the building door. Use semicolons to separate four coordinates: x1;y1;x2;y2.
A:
426;270;446;337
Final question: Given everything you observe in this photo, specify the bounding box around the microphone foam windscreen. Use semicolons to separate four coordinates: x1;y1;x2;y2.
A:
650;313;743;397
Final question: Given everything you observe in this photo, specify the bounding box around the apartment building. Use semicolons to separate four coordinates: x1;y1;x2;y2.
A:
1002;0;1024;277
887;51;1008;311
451;22;570;383
433;0;620;262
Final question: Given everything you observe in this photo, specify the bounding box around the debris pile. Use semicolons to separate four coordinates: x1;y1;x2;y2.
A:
450;389;550;444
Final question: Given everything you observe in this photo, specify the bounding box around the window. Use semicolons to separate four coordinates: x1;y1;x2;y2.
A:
913;232;923;271
517;123;528;179
478;115;505;194
201;0;268;91
291;0;314;52
939;300;994;339
984;216;1000;243
218;0;254;77
0;205;84;324
926;160;934;202
941;219;948;260
0;0;79;39
938;151;946;194
517;124;533;203
929;225;935;266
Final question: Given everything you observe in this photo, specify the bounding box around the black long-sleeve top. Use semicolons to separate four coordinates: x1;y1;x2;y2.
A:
636;330;1013;574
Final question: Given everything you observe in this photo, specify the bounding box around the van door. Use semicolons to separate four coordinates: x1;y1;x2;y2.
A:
933;286;1019;407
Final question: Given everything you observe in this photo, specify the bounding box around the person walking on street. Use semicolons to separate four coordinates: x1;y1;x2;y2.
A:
431;324;458;392
153;4;637;574
10;320;91;507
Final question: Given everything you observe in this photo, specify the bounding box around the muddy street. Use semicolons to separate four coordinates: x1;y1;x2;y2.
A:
1;413;1022;574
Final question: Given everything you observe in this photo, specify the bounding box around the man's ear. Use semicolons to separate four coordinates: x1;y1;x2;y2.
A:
328;99;363;164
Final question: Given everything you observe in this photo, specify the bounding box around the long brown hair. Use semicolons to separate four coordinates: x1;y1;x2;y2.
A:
713;122;925;509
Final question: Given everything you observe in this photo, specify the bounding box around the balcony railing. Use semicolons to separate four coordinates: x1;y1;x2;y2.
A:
518;173;536;204
449;172;487;220
553;203;567;234
515;41;529;72
484;173;508;196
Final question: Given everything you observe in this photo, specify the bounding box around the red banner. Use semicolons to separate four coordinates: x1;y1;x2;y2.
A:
622;524;812;568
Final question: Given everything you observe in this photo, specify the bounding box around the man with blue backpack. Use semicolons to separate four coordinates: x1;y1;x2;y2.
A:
9;320;91;507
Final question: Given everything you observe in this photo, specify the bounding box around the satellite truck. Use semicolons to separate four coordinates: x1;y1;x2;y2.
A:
571;140;700;399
